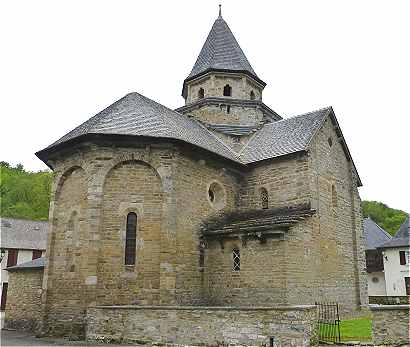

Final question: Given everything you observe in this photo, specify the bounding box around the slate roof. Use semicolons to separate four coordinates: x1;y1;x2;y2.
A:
201;204;315;237
206;123;259;136
0;218;48;250
37;92;238;163
363;217;392;250
238;108;330;164
379;215;410;249
185;13;262;85
36;97;363;187
6;257;45;271
35;12;361;187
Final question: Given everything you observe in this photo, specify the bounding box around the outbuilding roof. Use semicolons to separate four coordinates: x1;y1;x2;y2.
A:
0;218;48;250
5;257;45;271
363;217;392;250
379;215;410;249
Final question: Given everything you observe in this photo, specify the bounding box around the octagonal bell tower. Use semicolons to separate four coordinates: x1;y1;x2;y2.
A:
177;6;280;127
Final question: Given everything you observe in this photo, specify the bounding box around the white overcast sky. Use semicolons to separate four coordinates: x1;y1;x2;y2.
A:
1;0;409;212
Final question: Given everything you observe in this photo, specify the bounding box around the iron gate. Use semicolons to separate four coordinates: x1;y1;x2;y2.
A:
315;302;341;343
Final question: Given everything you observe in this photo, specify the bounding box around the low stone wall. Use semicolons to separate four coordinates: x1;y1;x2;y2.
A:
369;295;410;305
87;305;318;347
5;269;43;332
370;304;410;346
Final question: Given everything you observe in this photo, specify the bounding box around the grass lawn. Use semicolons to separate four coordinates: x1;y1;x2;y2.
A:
319;316;372;342
340;316;373;342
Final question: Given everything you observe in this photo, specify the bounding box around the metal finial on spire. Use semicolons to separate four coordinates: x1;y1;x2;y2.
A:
218;4;222;17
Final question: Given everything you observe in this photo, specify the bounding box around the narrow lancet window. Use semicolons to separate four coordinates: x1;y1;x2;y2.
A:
125;212;137;265
331;185;338;208
223;84;232;96
232;248;240;271
198;88;204;99
250;90;255;100
260;187;269;209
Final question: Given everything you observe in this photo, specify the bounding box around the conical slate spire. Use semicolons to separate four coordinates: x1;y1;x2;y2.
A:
182;12;265;97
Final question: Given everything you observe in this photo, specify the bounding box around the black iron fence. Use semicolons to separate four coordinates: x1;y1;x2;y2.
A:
315;302;341;343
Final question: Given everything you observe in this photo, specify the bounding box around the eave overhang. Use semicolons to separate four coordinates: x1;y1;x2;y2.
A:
201;204;316;242
35;133;246;171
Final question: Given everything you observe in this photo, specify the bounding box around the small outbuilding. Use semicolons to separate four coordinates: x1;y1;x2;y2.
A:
379;215;410;296
363;217;392;296
4;257;45;332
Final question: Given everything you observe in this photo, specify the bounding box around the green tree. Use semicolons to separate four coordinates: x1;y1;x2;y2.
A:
0;162;52;221
362;200;407;236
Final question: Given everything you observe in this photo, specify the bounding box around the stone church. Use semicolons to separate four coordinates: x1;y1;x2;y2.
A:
35;8;367;345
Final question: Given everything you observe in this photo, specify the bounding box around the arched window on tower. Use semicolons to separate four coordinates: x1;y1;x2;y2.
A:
223;84;232;97
198;88;204;99
125;212;137;265
250;90;255;100
260;187;269;209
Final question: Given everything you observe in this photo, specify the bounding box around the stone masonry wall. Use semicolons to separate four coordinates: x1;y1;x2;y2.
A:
369;296;410;305
174;149;241;305
185;73;265;126
97;160;163;306
41;143;244;335
5;269;43;332
86;305;318;347
188;103;266;126
306;116;367;315
239;152;311;210
42;165;89;336
41;144;178;336
186;73;263;104
371;305;410;345
203;153;313;306
204;237;287;305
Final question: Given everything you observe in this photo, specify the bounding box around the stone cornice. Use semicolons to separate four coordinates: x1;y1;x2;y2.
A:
176;97;282;122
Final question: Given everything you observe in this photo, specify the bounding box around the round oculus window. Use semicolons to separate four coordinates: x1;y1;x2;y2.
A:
207;182;226;210
372;277;379;283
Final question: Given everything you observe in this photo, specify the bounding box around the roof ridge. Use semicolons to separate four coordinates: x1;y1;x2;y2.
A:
393;215;410;239
133;93;240;160
236;125;264;157
286;106;333;121
366;217;392;239
304;108;332;149
195;121;241;159
47;94;130;149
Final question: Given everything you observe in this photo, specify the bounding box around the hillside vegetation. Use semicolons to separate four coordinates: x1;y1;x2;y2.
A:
0;162;52;221
362;200;407;236
0;162;407;235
